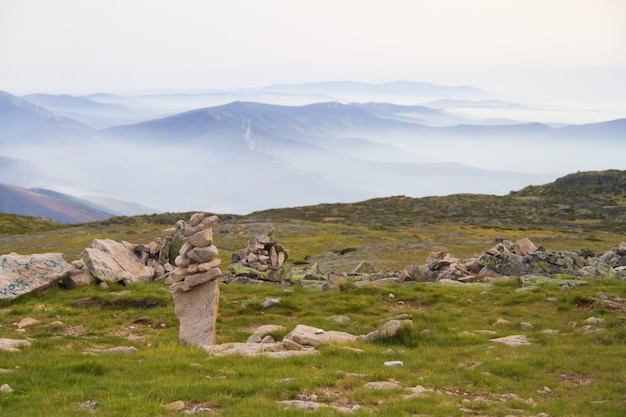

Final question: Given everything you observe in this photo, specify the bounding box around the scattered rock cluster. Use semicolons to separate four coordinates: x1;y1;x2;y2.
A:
203;318;414;357
228;233;289;283
169;213;222;347
394;238;626;287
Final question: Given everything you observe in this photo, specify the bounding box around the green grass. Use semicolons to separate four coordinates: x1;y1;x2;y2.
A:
1;171;625;415
0;278;624;416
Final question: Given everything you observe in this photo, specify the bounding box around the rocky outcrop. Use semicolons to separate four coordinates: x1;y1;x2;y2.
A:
228;233;289;283
169;213;221;347
0;252;71;300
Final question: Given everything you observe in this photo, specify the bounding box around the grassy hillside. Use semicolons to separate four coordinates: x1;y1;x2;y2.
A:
1;171;625;272
0;170;625;416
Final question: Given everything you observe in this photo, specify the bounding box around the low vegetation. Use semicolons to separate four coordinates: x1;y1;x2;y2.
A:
0;170;625;416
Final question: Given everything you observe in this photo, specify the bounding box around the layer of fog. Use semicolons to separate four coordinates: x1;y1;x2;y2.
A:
2;127;602;215
3;86;624;215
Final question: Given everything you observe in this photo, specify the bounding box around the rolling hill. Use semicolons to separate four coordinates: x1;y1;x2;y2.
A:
0;184;113;224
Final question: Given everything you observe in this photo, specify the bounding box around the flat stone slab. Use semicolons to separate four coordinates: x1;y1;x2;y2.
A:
285;324;358;346
0;252;71;300
0;338;32;352
203;342;318;357
490;335;532;346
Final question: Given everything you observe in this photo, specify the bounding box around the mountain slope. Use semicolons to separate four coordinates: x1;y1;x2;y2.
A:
22;93;165;128
0;90;93;145
0;184;113;224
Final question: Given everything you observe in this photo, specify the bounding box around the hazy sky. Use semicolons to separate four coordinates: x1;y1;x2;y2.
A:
1;0;625;105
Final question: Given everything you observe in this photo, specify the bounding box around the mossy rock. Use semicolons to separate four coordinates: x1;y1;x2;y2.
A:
228;262;284;282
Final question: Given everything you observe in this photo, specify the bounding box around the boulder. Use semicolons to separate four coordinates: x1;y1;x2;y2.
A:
81;239;155;284
479;248;586;277
0;252;71;300
283;324;358;347
62;261;96;289
0;338;32;352
514;238;538;255
363;319;414;342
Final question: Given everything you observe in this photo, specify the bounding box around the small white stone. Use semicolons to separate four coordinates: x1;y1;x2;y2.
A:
0;384;14;393
384;361;404;367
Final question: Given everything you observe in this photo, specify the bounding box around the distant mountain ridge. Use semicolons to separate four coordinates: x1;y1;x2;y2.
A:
1;82;624;215
0;184;113;224
0;90;92;144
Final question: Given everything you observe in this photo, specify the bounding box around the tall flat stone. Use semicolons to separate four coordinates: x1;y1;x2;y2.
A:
0;253;71;300
172;280;220;347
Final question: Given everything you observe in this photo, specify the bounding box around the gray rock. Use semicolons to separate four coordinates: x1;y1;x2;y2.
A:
364;381;402;390
62;270;96;289
82;239;154;284
1;252;71;300
363;319;414;342
0;384;14;393
17;317;39;328
186;245;219;263
0;338;31;352
284;324;358;347
246;334;262;343
583;316;605;324
261;298;281;308
515;238;538;255
490;335;532;346
204;342;317;357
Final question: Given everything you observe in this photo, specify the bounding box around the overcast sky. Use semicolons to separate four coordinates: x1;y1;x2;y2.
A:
1;0;625;106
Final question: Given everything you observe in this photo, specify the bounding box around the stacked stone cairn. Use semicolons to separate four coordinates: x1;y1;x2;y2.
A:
229;233;289;283
169;213;221;347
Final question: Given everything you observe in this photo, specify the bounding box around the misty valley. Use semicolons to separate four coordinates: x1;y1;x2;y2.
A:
1;81;625;218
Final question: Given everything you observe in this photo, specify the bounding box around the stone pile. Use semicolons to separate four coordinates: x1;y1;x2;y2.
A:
396;239;626;286
169;213;221;347
134;237;168;280
228;233;289;283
